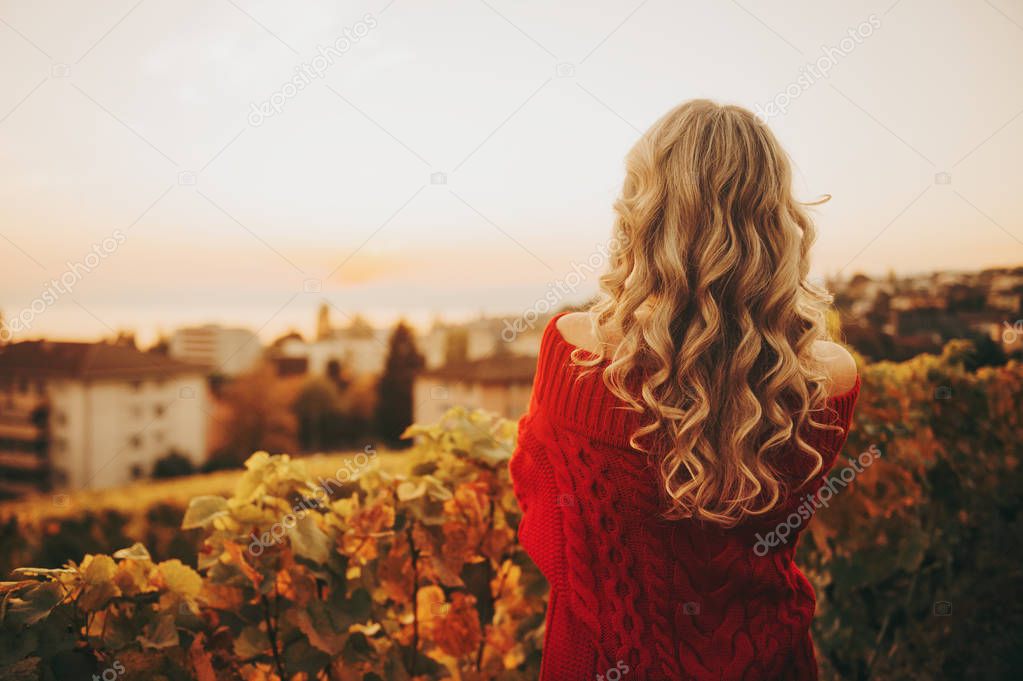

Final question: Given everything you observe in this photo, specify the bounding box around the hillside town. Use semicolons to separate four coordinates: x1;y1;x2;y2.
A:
0;265;1020;498
829;266;1023;361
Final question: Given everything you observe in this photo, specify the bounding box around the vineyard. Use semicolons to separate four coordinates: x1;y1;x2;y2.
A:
1;340;1021;681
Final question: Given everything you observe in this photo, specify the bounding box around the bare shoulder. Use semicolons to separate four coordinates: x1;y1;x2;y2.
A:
556;314;857;394
812;340;858;396
555;311;603;354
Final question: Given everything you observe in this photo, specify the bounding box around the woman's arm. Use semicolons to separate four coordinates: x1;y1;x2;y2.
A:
509;415;568;593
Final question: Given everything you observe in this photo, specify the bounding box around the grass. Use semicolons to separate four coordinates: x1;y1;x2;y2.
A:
0;449;409;523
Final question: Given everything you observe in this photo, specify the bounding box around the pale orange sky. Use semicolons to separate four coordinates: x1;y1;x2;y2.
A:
1;0;1022;343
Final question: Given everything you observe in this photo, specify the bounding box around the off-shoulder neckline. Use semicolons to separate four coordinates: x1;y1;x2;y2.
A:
546;311;861;403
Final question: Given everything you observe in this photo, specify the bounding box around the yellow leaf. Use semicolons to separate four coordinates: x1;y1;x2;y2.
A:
78;554;120;611
113;559;152;596
157;559;202;599
397;480;426;501
416;584;446;624
81;554;117;585
112;542;152;562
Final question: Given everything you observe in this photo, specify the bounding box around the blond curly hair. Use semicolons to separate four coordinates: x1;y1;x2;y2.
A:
577;99;839;526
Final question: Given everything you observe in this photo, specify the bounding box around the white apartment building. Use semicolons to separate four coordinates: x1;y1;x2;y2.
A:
0;341;208;497
413;354;536;425
168;324;262;376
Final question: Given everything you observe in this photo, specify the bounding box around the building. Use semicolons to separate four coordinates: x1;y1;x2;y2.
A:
419;315;550;369
273;333;389;378
0;341;208;498
419;321;454;370
168;324;262;376
273;306;390;378
413;354;536;424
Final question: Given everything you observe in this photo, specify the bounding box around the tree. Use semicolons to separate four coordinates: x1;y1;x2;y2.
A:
336;373;378;443
375;321;424;445
293;377;344;452
147;333;170;355
962;332;1007;370
152;450;195;479
209;364;299;467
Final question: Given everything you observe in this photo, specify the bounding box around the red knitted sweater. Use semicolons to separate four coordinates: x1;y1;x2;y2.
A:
509;314;860;681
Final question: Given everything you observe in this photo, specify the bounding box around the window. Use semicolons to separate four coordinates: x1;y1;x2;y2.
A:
130;435;142;449
154;404;165;418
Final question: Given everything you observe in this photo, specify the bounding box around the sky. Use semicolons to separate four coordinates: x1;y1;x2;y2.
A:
1;0;1022;344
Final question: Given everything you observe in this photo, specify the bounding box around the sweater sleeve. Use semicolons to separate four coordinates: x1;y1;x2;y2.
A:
509;412;568;593
811;375;862;477
746;376;862;531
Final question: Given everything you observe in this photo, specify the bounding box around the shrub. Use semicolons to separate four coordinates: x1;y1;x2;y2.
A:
0;408;546;680
152;451;196;479
804;345;1023;680
2;345;1021;680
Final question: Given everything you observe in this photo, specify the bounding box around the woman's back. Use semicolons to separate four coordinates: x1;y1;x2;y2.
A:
510;314;860;680
510;99;862;679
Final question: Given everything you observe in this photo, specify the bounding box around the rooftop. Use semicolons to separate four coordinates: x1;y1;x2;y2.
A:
420;354;536;384
0;341;204;380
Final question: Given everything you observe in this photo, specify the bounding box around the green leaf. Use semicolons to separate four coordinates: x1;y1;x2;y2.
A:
470;439;514;466
291;515;331;563
292;600;349;655
327;587;372;626
182;496;230;530
895;528;929;572
112;542;152;561
283;638;330;677
396;481;426;501
138;613;179;649
78;555;119;611
157;559;202;598
422;475;453;502
10;567;75;579
2;582;63;626
234;624;270;659
380;643;412;681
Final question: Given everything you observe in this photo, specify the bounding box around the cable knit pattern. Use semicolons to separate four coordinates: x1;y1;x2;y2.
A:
509;314;860;681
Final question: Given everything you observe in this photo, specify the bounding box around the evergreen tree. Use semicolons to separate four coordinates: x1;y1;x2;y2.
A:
375;321;424;446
